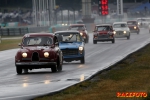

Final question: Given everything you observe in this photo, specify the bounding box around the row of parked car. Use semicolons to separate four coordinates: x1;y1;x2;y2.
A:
14;20;140;74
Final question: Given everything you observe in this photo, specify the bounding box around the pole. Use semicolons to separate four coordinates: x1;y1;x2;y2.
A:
73;9;75;23
49;0;51;26
68;9;69;24
61;9;63;24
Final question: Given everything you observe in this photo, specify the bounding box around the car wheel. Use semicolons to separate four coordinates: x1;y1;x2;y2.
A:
86;38;89;43
51;65;57;72
16;66;22;74
127;34;130;40
93;40;97;44
24;69;28;74
57;58;63;72
112;39;115;43
80;57;85;64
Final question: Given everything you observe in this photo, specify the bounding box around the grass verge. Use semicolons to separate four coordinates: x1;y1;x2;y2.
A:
0;39;21;51
34;44;150;100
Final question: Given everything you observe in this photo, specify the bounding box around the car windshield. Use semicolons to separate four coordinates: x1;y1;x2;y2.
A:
56;33;82;42
127;22;137;25
96;26;111;31
113;24;127;28
69;26;85;31
23;37;53;46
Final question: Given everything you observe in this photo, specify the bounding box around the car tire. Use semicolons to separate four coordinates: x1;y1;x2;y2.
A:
127;34;130;40
86;38;89;43
80;57;85;64
51;65;57;72
16;66;22;74
57;58;63;72
24;69;28;74
112;39;115;43
93;40;97;44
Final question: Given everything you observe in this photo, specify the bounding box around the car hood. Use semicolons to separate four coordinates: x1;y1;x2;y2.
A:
59;42;82;49
113;28;129;31
21;46;51;52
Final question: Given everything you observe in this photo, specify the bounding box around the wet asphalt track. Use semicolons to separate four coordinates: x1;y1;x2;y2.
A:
0;28;150;100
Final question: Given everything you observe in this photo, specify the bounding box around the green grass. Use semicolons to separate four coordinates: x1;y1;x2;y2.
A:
34;44;150;100
0;39;22;51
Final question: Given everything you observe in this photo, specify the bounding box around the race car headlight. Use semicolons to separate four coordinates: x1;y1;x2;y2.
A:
138;22;140;25
79;46;83;51
123;31;126;34
44;52;49;57
134;26;137;29
113;31;116;34
22;53;27;58
80;33;83;36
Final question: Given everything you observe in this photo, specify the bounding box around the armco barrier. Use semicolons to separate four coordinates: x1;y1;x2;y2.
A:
0;28;29;36
0;35;1;43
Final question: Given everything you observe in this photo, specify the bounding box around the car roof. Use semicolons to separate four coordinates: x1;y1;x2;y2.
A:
96;24;112;27
54;30;80;34
69;24;85;26
23;33;54;38
113;22;127;24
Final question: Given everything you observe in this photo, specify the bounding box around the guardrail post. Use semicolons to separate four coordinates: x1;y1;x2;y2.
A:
0;34;1;43
19;28;22;35
7;28;10;36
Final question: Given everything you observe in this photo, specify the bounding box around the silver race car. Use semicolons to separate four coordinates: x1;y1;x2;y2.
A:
113;22;130;40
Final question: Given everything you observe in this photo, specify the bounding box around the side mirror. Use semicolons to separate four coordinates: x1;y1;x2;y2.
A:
18;43;21;46
55;42;59;46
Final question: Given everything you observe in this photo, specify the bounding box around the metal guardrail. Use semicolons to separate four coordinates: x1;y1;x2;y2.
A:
0;28;29;36
0;35;1;43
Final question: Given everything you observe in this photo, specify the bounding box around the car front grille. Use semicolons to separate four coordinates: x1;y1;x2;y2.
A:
98;34;109;38
116;31;124;35
62;49;78;56
32;52;39;61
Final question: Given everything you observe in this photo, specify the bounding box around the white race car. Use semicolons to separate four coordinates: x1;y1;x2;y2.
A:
113;22;130;40
137;18;150;28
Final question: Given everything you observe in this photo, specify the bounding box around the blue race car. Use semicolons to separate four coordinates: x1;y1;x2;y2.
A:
54;31;85;64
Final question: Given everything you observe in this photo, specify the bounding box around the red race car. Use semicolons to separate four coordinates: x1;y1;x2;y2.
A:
127;21;140;34
68;24;89;43
15;33;63;74
93;24;115;44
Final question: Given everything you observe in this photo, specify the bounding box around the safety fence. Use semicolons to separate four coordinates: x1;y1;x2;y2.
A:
0;25;69;36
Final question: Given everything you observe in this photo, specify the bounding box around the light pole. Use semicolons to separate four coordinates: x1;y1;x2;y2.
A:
60;8;63;24
68;9;70;24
